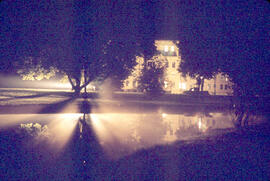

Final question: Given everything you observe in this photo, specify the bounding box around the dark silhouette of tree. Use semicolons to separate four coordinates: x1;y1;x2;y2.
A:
179;57;218;91
138;56;166;97
0;1;158;94
176;1;221;91
174;1;269;126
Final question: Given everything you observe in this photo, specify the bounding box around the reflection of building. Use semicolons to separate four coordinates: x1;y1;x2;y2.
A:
123;40;233;95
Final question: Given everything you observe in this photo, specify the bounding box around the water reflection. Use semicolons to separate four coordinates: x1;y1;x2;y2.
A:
14;114;81;151
0;108;249;161
90;111;234;159
1;108;267;179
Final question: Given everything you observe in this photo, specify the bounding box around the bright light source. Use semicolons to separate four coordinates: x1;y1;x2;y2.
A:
56;83;72;89
164;81;168;88
198;117;202;129
164;45;169;52
162;113;167;118
170;46;174;52
181;83;186;90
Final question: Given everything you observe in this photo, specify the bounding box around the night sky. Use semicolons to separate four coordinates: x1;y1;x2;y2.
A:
0;1;269;77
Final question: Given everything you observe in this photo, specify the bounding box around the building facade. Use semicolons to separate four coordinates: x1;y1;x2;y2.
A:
123;40;233;96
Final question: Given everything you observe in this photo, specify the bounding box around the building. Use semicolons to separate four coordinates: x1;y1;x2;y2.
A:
123;40;233;96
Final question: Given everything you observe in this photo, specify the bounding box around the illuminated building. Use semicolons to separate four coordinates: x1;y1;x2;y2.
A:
123;40;233;95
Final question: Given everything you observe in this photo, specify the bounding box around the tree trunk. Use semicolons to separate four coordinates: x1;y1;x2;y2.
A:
68;75;82;96
84;67;87;94
201;78;204;91
196;77;201;90
74;78;81;96
74;85;81;96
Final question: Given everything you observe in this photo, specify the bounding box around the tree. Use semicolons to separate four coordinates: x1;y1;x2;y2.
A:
138;55;166;96
175;1;269;126
176;1;220;91
179;56;218;91
0;1;157;94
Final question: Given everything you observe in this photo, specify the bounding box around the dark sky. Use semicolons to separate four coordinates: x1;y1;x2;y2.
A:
155;1;269;40
0;1;269;67
1;0;268;46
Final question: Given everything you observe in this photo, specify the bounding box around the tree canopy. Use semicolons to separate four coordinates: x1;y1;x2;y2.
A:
175;0;269;96
0;1;158;93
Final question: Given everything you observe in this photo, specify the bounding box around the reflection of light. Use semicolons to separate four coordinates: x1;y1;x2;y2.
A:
90;113;146;159
0;114;39;128
163;130;177;142
90;114;99;123
39;100;80;151
162;113;167;118
48;113;81;150
197;117;208;132
198;117;202;129
90;114;108;141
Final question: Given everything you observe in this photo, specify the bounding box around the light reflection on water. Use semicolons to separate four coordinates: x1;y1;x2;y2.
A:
0;111;244;159
90;112;234;159
0;113;82;151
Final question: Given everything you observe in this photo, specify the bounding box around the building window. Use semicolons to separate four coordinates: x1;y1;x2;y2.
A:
225;85;228;90
172;62;175;68
220;84;223;90
170;46;175;52
181;83;187;90
164;81;168;88
165;61;169;68
160;45;177;56
164;45;169;52
208;84;211;90
126;81;129;87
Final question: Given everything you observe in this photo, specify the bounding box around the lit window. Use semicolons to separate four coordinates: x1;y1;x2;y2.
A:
208;84;211;90
182;83;186;90
164;81;168;88
164;45;169;52
170;46;174;52
126;81;129;86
